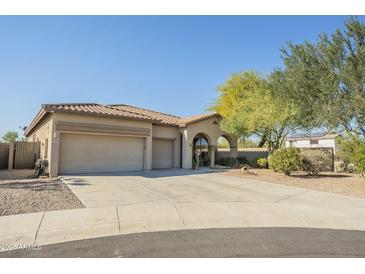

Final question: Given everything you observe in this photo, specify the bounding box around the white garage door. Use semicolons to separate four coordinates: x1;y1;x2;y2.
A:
152;139;173;169
59;133;144;174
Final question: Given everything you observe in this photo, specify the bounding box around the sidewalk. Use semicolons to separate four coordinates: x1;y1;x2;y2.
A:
2;195;365;252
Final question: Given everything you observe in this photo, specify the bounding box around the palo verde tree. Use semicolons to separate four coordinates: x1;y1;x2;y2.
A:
210;71;299;152
276;17;365;137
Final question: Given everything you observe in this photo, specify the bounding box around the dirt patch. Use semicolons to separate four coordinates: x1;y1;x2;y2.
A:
225;168;365;199
0;179;85;216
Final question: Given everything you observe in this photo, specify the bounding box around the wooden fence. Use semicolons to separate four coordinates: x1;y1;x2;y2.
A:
0;141;40;170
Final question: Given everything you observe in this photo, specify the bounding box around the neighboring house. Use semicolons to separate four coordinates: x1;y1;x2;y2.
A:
25;103;238;177
285;132;339;152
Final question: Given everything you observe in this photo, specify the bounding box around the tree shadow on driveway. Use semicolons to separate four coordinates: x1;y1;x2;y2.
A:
60;168;226;179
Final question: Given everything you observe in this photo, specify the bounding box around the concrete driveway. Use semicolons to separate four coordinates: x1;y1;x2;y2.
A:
2;168;365;252
62;169;365;232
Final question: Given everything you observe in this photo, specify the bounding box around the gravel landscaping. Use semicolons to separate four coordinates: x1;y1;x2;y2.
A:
0;175;84;216
225;168;365;199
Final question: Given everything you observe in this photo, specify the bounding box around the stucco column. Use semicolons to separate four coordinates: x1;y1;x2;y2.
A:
144;136;152;170
209;145;217;168
229;146;238;158
181;130;192;169
173;138;179;168
49;131;60;178
228;135;238;158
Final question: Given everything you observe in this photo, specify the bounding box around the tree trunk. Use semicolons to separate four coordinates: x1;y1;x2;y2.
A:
258;136;266;147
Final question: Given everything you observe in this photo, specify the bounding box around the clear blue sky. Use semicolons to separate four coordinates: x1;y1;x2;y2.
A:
0;16;364;138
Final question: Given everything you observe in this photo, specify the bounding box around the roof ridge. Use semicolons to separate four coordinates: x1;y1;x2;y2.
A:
178;112;220;127
43;103;98;108
103;104;158;120
180;111;218;121
184;111;217;117
109;104;181;119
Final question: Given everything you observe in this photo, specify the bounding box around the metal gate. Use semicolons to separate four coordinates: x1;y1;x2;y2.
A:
13;142;40;169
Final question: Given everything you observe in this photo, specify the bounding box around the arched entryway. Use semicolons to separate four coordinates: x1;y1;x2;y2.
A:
192;133;210;168
217;136;231;151
180;114;239;169
216;134;238;160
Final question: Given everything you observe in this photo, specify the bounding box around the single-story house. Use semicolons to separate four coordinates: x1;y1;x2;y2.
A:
25;103;238;177
285;132;339;152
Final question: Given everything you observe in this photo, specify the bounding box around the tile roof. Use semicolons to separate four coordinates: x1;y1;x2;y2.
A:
287;132;339;140
178;112;220;126
110;104;219;126
43;103;158;121
25;103;220;136
109;104;182;126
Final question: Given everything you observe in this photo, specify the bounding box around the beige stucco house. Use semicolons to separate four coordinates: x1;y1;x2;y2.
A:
285;132;339;153
25;103;238;177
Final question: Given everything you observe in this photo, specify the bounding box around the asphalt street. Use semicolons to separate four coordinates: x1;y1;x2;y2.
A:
2;227;365;258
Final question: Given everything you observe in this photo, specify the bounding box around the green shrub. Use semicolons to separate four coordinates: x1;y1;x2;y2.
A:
339;136;365;177
301;149;330;175
215;156;248;168
268;147;301;175
237;156;249;165
215;157;237;167
257;158;268;168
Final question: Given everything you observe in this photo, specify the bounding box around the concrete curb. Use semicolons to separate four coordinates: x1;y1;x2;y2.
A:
1;199;365;253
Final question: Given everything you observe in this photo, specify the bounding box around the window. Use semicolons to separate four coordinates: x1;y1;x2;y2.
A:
310;139;319;145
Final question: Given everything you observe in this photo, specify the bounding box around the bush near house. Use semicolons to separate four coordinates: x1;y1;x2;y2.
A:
339;136;365;178
215;156;248;168
301;149;330;175
237;157;249;165
215;157;236;167
257;158;268;168
268;147;301;175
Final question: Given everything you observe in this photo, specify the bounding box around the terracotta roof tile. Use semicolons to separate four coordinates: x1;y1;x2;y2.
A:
178;112;220;126
43;103;157;121
26;103;221;136
109;104;182;126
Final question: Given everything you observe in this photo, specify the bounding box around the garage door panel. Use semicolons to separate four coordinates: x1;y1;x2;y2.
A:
59;133;144;174
152;139;173;169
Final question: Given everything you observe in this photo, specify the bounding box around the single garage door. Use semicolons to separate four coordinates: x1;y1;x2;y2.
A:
152;139;173;169
59;133;144;174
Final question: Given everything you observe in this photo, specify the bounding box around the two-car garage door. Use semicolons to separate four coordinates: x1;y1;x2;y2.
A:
59;133;144;174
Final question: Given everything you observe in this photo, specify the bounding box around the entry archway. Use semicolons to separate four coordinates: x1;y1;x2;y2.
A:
217;134;238;159
193;133;210;168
